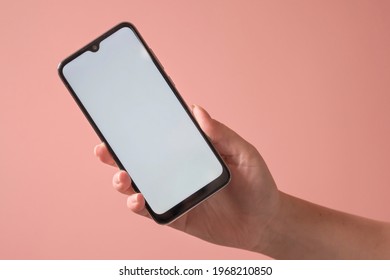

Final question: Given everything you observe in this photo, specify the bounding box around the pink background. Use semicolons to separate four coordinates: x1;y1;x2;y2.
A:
1;1;390;259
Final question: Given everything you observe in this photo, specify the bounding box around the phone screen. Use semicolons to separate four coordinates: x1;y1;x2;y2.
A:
59;23;230;223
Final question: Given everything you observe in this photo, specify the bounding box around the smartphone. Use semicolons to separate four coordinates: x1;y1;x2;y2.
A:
58;22;230;224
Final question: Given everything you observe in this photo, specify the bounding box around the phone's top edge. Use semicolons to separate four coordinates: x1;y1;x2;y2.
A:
115;21;136;29
57;21;138;74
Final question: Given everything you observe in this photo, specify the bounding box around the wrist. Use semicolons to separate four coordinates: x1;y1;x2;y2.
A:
249;189;284;255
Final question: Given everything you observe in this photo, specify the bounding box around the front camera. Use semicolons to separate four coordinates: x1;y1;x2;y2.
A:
91;44;99;52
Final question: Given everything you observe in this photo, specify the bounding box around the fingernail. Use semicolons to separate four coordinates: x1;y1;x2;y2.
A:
130;194;138;204
94;145;100;156
114;172;121;184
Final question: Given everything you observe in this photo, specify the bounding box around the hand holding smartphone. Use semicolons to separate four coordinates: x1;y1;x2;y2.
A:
58;22;230;224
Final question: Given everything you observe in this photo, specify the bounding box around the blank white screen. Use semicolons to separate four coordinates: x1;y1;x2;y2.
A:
63;27;222;214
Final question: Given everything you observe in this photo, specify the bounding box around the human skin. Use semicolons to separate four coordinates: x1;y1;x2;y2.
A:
94;105;390;259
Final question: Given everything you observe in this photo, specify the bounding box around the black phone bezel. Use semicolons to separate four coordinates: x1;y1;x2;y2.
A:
58;22;231;224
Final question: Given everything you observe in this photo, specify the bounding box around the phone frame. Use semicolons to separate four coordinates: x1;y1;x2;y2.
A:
58;22;230;224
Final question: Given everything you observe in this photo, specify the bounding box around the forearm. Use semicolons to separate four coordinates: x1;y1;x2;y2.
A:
257;191;390;259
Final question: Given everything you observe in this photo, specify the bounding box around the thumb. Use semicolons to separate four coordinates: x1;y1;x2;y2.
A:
191;105;256;161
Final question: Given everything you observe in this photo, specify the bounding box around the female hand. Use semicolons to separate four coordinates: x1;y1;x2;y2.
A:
94;105;279;252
